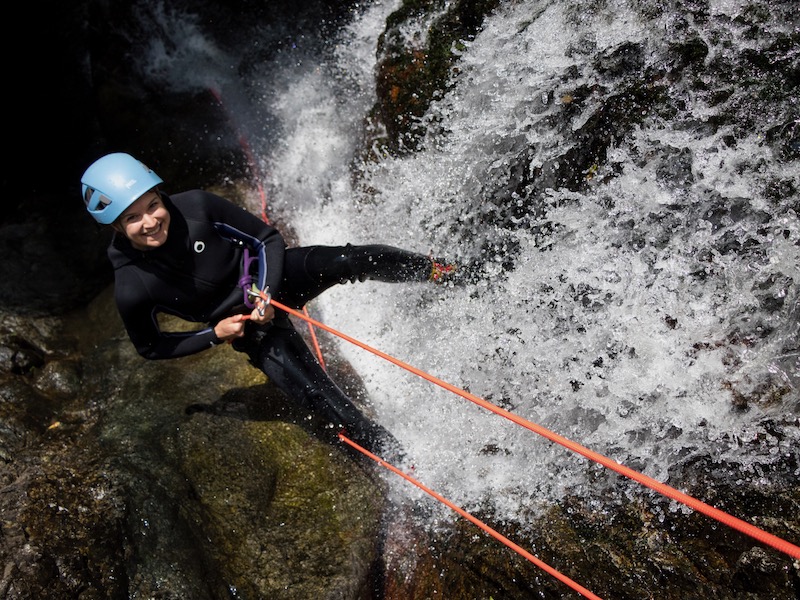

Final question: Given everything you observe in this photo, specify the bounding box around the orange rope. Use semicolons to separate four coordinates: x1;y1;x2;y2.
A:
270;298;800;561
303;306;326;370
339;433;604;600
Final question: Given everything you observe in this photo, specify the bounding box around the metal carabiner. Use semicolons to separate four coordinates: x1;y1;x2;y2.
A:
246;286;271;317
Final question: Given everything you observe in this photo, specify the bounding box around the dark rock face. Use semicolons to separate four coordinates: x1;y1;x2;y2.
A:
0;195;112;315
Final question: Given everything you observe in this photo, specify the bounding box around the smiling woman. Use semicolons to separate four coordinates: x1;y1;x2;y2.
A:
116;192;171;250
79;151;456;464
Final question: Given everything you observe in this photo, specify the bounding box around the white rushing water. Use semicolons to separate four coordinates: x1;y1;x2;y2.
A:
142;0;800;527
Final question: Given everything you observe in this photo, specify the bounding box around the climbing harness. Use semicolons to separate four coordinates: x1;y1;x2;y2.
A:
212;221;270;310
240;248;260;309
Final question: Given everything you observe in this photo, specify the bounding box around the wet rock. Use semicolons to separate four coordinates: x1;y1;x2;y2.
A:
0;290;389;599
33;360;83;401
372;0;502;154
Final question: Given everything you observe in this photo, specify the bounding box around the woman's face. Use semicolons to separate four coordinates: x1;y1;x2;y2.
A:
116;190;171;250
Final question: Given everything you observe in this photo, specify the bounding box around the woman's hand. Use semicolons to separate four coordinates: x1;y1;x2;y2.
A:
213;300;274;342
213;314;249;341
249;298;275;324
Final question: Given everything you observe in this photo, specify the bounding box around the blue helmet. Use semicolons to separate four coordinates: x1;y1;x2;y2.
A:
81;153;164;224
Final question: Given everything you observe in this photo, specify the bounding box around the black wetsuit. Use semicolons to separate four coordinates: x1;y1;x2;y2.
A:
109;190;433;456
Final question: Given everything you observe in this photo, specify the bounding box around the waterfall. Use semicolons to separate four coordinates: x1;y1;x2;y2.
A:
137;0;800;528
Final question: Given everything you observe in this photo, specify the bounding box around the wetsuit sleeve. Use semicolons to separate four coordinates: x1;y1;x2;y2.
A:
115;268;223;360
200;191;286;296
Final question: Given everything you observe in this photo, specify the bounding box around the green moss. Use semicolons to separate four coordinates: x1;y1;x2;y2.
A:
177;417;384;597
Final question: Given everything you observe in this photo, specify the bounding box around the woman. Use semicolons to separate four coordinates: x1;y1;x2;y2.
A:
82;152;455;459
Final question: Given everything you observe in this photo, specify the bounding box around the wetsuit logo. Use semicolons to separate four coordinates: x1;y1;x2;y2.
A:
194;241;206;253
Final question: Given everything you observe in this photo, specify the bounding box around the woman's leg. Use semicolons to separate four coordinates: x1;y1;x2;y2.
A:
275;244;442;308
234;316;404;460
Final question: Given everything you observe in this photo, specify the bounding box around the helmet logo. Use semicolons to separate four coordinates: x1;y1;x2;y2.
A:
194;241;206;253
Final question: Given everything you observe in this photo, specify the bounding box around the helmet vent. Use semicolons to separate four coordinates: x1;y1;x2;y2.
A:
84;188;112;210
